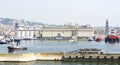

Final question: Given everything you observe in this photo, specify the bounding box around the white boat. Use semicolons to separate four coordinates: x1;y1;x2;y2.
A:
0;36;10;44
0;40;9;44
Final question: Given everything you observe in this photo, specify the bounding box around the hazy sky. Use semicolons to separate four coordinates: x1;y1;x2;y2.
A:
0;0;120;26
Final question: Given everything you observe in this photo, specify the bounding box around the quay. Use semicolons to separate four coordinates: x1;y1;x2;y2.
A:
0;52;120;61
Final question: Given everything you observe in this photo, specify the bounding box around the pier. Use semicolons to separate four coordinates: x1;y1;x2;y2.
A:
0;53;120;61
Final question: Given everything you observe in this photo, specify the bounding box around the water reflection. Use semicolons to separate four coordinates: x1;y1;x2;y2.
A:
0;61;120;65
8;50;14;53
0;61;34;65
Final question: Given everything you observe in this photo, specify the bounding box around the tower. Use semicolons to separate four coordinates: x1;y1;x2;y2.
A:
14;23;19;30
105;19;109;36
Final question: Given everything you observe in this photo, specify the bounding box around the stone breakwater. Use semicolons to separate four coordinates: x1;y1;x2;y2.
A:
0;53;64;61
1;53;120;62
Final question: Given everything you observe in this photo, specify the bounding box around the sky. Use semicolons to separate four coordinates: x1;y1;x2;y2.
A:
0;0;120;26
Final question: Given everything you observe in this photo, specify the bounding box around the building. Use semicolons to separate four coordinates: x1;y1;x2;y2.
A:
17;26;35;39
16;25;95;40
41;27;72;40
77;28;94;40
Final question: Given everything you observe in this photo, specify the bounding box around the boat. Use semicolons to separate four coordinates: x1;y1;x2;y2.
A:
105;35;119;43
0;39;10;44
7;38;27;51
0;41;8;44
105;31;119;43
7;46;27;51
95;37;102;42
88;37;94;41
0;35;10;44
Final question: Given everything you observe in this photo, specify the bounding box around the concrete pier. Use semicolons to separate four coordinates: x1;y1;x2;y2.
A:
0;53;120;61
62;53;120;61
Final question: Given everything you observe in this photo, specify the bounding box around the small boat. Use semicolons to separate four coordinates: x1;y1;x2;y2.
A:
0;40;9;44
88;37;94;41
0;35;10;44
8;38;27;51
95;37;102;42
0;41;8;44
7;46;27;51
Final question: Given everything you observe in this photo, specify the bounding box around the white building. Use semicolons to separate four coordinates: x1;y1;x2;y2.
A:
17;25;95;40
17;26;35;39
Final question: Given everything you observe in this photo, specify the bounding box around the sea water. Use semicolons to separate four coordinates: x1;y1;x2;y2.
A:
0;40;120;65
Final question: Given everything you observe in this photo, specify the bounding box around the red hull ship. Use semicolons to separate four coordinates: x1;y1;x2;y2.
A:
105;35;119;43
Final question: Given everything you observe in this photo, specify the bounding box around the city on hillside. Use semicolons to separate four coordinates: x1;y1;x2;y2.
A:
0;18;120;41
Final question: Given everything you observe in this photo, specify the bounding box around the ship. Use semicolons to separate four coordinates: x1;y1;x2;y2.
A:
105;31;119;43
104;20;119;43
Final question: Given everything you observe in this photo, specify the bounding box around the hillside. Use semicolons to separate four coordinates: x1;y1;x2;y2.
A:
0;18;45;26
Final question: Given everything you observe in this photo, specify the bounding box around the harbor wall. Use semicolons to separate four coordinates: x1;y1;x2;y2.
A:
0;53;64;61
0;53;36;61
1;53;120;61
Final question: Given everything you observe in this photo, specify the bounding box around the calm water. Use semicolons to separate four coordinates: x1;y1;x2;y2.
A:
0;61;120;65
0;40;120;65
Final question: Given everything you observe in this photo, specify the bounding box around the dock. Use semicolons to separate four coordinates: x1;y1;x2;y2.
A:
0;52;120;61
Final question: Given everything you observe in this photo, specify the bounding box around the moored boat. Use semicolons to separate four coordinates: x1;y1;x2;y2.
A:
88;37;94;41
0;35;10;44
95;37;102;42
105;35;119;43
0;41;8;44
105;30;119;43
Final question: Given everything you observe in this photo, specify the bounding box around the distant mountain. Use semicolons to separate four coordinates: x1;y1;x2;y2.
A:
0;18;14;25
22;20;45;26
0;18;45;26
